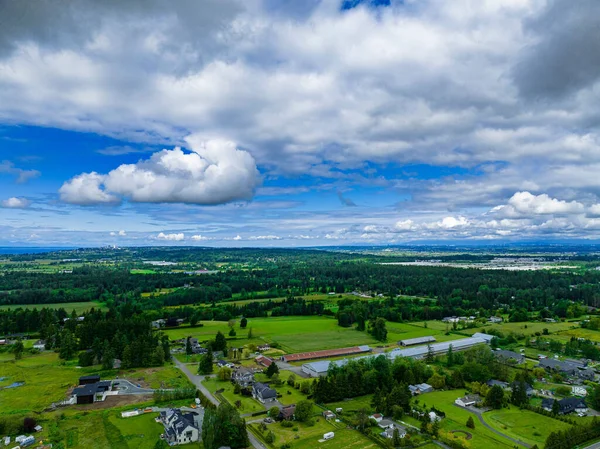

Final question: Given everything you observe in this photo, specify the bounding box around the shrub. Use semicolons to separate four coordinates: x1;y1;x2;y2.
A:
281;421;294;428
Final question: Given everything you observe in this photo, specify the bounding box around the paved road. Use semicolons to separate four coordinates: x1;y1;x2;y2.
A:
276;360;309;378
582;442;600;449
112;379;155;395
454;405;531;448
173;359;267;449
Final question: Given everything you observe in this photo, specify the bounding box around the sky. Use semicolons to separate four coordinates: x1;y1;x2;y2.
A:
1;0;600;247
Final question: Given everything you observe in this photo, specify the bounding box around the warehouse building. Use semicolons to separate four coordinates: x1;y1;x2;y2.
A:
301;333;494;377
282;345;371;363
398;336;436;347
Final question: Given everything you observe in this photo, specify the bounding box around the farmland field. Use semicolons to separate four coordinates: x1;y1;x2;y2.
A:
551;327;600;343
164;316;383;353
0;301;106;313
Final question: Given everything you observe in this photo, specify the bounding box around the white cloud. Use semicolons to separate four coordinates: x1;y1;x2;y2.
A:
191;234;211;241
394;219;417;232
491;191;585;218
232;235;242;241
247;235;281;240
110;230;126;236
1;197;31;208
156;232;184;241
60;138;259;205
0;161;40;183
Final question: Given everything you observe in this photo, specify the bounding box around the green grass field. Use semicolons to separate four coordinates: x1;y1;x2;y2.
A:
130;269;157;274
164;316;383;353
415;390;520;449
250;416;378;449
551;327;600;343
483;405;572;447
0;301;106;313
202;377;265;413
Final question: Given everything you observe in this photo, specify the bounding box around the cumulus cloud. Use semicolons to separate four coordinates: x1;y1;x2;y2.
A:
191;234;211;241
232;235;242;241
1;197;31;208
491;192;585;218
110;230;126;236
60;138;259;205
156;232;184;241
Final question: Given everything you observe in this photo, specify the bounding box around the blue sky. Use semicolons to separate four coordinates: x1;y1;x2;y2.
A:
1;0;600;246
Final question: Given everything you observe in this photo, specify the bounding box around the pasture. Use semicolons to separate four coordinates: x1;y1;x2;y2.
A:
164;316;382;353
551;327;600;343
0;301;105;313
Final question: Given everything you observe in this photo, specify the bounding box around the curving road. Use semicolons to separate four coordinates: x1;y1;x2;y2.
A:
173;358;267;449
454;405;531;448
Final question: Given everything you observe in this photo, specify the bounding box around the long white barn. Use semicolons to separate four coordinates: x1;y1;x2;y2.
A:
301;333;494;377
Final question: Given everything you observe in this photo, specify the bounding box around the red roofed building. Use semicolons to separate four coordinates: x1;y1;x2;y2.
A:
255;355;274;367
281;345;371;363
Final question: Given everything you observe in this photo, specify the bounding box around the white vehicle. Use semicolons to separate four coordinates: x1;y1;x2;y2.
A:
323;432;334;441
195;398;201;405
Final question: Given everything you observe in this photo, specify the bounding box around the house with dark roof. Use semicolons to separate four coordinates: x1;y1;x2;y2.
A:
380;424;407;439
541;397;587;415
486;380;509;389
252;382;277;403
494;350;524;364
232;368;255;387
79;375;100;385
158;408;201;445
72;380;112;404
579;368;596;381
510;381;534;396
278;405;296;421
538;359;579;376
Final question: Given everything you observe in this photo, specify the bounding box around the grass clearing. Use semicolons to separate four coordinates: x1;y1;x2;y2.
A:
201;377;265;414
164;316;382;353
483;406;572;447
0;301;106;313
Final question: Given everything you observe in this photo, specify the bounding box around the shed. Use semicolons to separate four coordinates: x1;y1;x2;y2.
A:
79;375;100;385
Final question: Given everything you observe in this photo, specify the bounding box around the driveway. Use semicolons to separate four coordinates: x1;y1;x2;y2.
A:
454;404;531;448
275;360;309;378
112;379;155;395
173;358;267;449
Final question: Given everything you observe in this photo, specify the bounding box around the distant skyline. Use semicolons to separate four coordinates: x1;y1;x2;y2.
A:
2;0;600;246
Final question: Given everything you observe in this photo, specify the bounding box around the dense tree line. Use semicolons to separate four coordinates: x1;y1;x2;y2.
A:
545;417;600;449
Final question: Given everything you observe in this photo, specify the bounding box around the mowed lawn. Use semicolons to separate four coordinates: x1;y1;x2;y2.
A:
551;327;600;343
386;322;465;344
483;406;572;447
202;377;266;414
164;316;382;353
0;301;105;313
250;416;378;449
415;390;518;449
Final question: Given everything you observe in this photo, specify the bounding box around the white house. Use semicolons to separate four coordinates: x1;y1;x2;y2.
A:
158;409;200;446
572;386;587;397
455;394;480;407
369;414;383;423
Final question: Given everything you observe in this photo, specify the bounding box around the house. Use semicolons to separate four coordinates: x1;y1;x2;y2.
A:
572;386;587;397
442;316;460;323
486;380;509;389
511;382;534;396
378;419;395;429
488;316;503;323
369;413;383;423
232;368;255;387
79;375;100;385
252;382;277;403
494;350;524;364
151;319;166;329
278;405;296;421
429;411;441;422
257;344;271;352
579;368;596;381
409;383;433;395
33;340;46;351
322;410;336;420
158;408;201;445
380;424;407;439
538;359;579;376
541;397;587;415
72;380;112;404
216;360;229;368
455;394;481;407
255;355;274;367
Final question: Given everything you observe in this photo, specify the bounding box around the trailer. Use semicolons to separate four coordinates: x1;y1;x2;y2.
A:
323;432;334;440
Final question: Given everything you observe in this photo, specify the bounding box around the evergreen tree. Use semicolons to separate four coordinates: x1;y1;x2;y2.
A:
152;346;165;366
486;385;505;409
102;348;114;370
202;403;249;449
466;416;475;429
425;343;435;363
393;428;401;446
511;381;528;407
265;361;279;378
247;327;254;339
161;335;171;362
228;328;236;337
198;350;213;375
59;329;77;360
186;337;193;356
295;400;313;422
240;317;247;328
122;344;133;369
446;344;454;367
551;399;560;416
213;331;227;353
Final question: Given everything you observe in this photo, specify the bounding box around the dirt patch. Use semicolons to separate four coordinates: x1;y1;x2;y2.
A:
72;394;153;411
117;368;162;388
451;430;473;440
